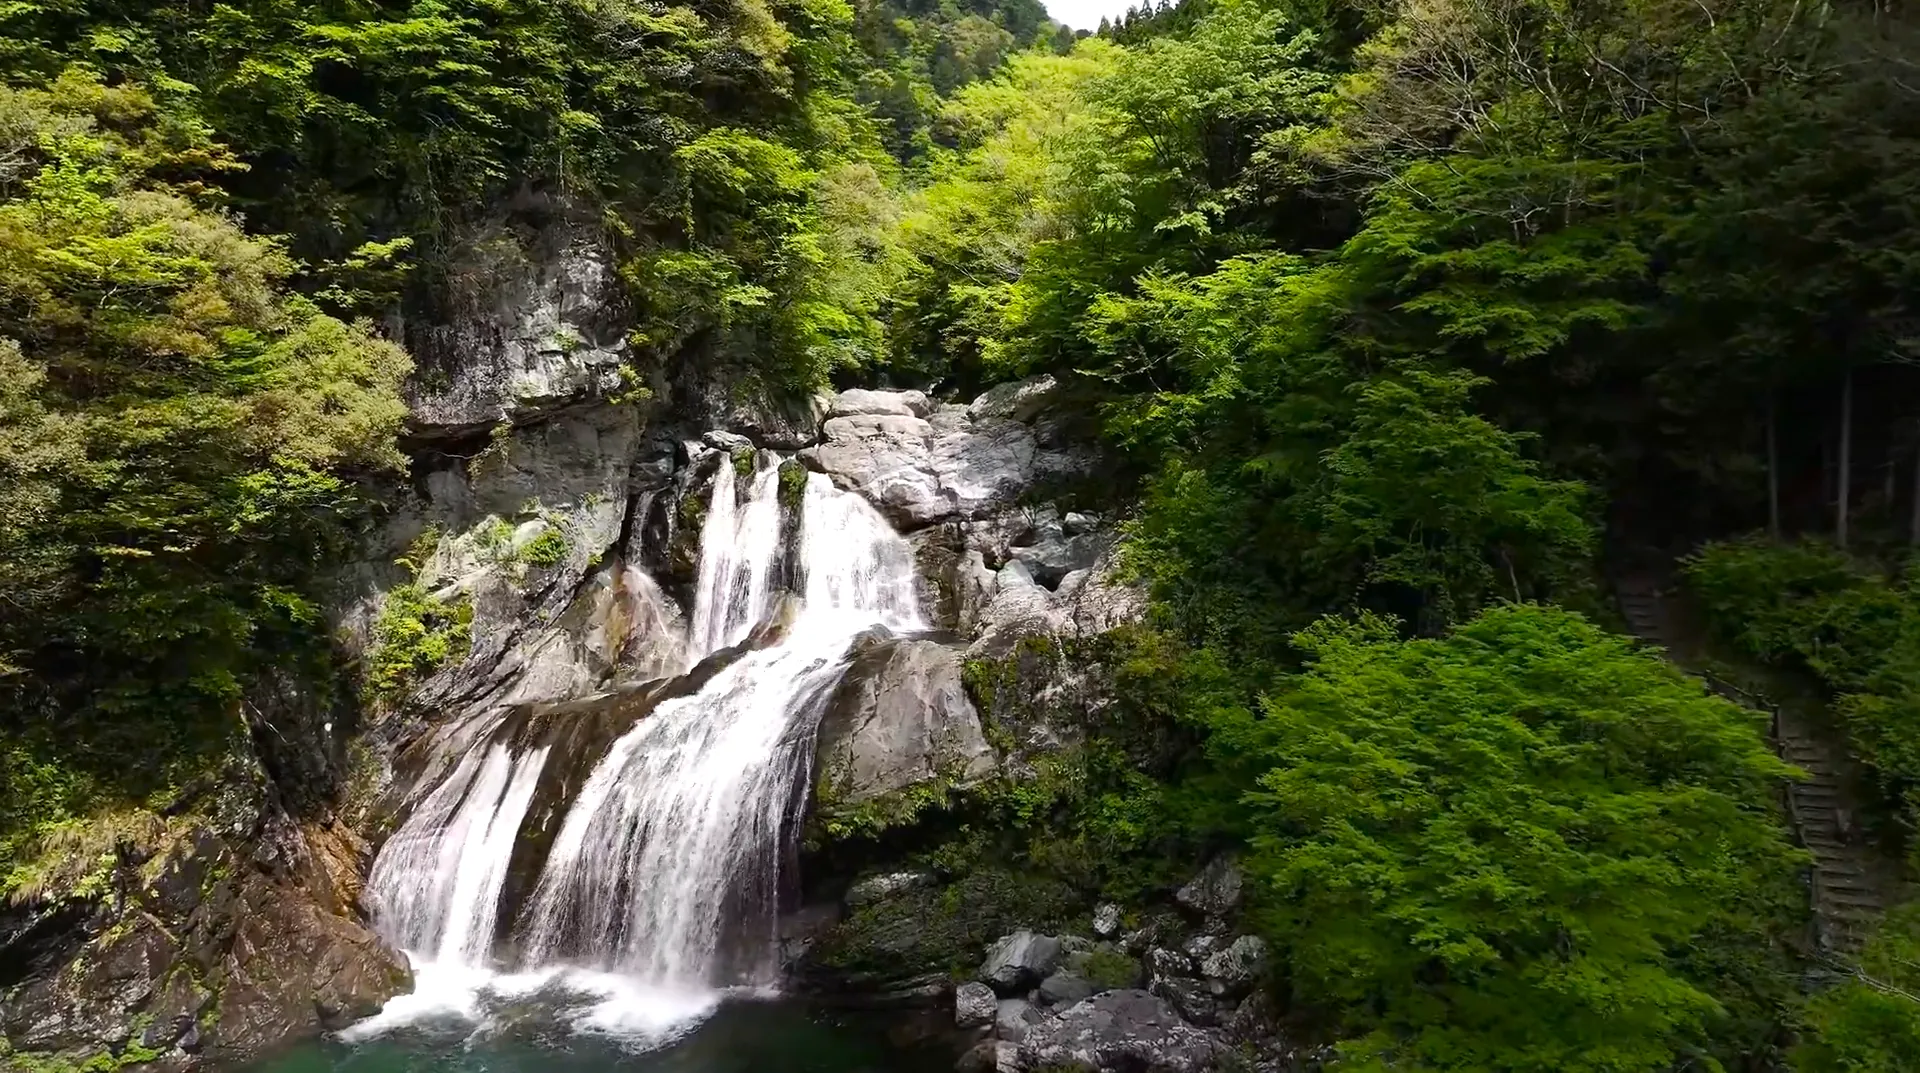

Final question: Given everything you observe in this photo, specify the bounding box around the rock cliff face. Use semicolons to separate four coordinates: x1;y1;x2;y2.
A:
0;763;411;1073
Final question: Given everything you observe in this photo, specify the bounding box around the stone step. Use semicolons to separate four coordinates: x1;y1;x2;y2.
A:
1823;890;1884;911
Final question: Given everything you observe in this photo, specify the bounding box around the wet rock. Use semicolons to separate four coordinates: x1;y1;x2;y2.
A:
1175;856;1244;917
995;998;1043;1043
0;820;409;1071
1092;904;1122;939
956;982;998;1029
1020;989;1221;1073
815;639;997;806
1039;971;1098;1006
1201;936;1269;997
981;931;1065;995
957;1039;1023;1073
847;871;937;908
702;429;754;452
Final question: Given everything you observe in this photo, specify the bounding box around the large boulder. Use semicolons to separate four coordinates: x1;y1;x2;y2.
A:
956;982;999;1029
980;931;1066;995
801;413;945;527
801;378;1096;534
1020;990;1222;1073
996;998;1044;1043
1201;936;1269;997
1039;970;1098;1006
1175;856;1245;918
831;388;933;419
815;639;997;805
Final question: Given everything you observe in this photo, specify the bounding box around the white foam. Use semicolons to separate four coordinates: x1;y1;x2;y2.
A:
336;957;717;1052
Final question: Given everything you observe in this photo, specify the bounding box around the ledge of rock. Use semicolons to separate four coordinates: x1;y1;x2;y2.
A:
815;638;996;807
0;818;410;1072
1020;990;1222;1073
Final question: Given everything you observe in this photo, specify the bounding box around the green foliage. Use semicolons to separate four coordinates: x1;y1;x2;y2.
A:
363;582;473;708
810;867;1082;981
0;66;410;883
1077;945;1143;990
1686;538;1920;835
521;527;569;568
1219;605;1801;1073
1793;904;1920;1073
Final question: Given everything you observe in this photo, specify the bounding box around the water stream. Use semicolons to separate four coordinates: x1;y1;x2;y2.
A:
349;456;924;1051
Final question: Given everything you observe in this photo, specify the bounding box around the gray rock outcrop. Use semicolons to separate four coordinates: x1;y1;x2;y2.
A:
405;202;631;437
1020;990;1221;1073
815;639;996;806
1201;935;1269;996
981;931;1066;994
995;998;1043;1043
847;871;937;908
1176;856;1245;918
1039;970;1098;1006
956;1039;1023;1073
955;982;999;1029
0;819;409;1071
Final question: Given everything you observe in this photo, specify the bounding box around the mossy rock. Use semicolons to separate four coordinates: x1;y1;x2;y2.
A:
801;869;1084;992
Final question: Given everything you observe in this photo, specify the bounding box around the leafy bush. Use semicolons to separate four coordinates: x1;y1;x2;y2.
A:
364;584;474;707
1793;903;1920;1072
1216;605;1801;1073
1685;539;1920;831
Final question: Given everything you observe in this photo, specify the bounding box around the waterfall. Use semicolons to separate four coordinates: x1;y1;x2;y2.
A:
364;727;551;965
518;471;923;985
354;454;925;1040
688;460;786;659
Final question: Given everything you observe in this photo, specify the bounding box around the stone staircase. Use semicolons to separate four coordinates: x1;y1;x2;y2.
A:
1616;574;1888;958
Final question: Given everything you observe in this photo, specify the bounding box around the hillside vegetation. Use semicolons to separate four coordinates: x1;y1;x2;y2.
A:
7;0;1920;1068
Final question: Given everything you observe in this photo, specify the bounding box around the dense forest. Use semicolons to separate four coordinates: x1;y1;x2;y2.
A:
6;0;1920;1069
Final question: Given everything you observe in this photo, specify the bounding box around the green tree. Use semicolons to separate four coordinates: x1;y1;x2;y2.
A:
0;69;409;886
1220;605;1802;1072
1794;904;1920;1073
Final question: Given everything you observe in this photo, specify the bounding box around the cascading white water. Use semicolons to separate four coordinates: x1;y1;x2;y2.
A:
518;470;923;986
353;452;926;1041
688;460;786;658
364;725;551;965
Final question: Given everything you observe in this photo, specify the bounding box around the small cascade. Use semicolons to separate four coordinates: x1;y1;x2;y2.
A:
364;724;551;965
606;563;687;681
688;461;785;658
355;452;928;1038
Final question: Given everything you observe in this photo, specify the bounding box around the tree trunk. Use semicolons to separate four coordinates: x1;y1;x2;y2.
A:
1767;398;1781;540
1910;444;1920;546
1838;369;1854;550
